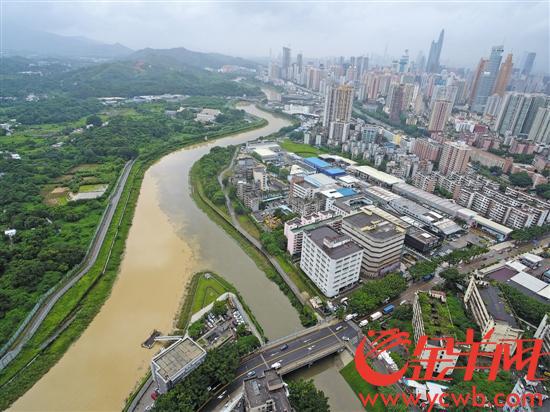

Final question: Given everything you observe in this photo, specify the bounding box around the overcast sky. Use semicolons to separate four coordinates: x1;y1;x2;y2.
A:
3;1;549;72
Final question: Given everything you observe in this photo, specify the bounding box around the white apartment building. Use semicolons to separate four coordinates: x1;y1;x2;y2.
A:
300;226;363;297
464;278;523;354
457;186;550;229
283;212;342;255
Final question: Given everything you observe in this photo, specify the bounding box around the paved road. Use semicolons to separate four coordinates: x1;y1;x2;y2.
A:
0;160;135;370
217;155;307;306
458;235;550;274
204;321;358;411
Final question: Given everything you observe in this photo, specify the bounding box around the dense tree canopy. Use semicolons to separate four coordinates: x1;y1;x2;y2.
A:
288;379;330;412
0;101;257;346
347;273;407;316
535;183;550;199
509;172;533;188
498;283;550;325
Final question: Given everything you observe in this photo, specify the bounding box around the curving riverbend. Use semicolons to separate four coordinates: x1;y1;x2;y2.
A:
11;103;360;412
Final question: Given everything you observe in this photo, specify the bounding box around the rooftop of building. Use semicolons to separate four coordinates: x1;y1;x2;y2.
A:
337;175;360;184
151;338;206;381
337;187;357;197
393;183;464;216
293;179;316;190
322;167;347;176
487;266;518;282
304;173;337;188
343;209;404;241
365;185;401;203
407;227;439;243
288;214;340;234
318;153;358;166
304;157;330;169
306;225;362;260
244;370;291;411
417;291;456;339
349;164;404;186
444;140;471;150
253;147;278;158
332;194;374;212
477;284;519;327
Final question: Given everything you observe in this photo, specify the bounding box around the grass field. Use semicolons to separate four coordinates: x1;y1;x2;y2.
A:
279;139;326;157
78;183;108;193
190;274;229;313
340;361;384;412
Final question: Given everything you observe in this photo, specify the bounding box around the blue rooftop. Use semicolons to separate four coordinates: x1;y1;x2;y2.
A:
337;188;357;197
304;157;330;169
322;167;347;177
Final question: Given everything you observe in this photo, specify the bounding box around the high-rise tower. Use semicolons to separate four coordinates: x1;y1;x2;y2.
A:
426;29;444;73
323;84;354;127
389;85;405;123
439;141;471;176
282;46;291;80
471;46;504;113
493;53;513;97
522;52;536;76
296;53;303;74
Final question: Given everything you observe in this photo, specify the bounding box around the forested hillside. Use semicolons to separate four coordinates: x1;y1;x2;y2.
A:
0;101;258;346
1;52;261;99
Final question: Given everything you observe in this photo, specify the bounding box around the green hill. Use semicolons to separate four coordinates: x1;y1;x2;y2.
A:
0;55;261;99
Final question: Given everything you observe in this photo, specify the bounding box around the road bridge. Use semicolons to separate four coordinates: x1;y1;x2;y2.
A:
201;320;359;411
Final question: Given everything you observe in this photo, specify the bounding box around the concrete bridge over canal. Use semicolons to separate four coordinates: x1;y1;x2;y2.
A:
201;320;360;411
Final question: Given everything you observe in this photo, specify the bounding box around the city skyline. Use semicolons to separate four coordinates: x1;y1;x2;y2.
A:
3;1;549;72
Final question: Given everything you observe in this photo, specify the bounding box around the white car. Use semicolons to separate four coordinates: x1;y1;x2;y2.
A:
271;362;282;369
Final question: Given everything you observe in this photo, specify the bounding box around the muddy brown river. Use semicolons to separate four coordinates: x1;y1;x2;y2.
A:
11;103;361;412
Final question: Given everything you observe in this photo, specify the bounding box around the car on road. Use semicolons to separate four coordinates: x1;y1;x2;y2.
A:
217;390;228;399
335;325;343;331
358;319;369;327
280;344;289;351
344;313;358;321
399;299;408;306
370;311;383;321
383;304;395;315
342;336;350;341
247;371;256;377
271;362;282;369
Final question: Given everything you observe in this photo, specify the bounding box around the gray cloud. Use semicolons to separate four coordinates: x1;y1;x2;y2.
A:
3;1;549;72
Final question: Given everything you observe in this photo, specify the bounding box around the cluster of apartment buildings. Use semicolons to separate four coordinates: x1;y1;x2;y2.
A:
432;171;550;230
